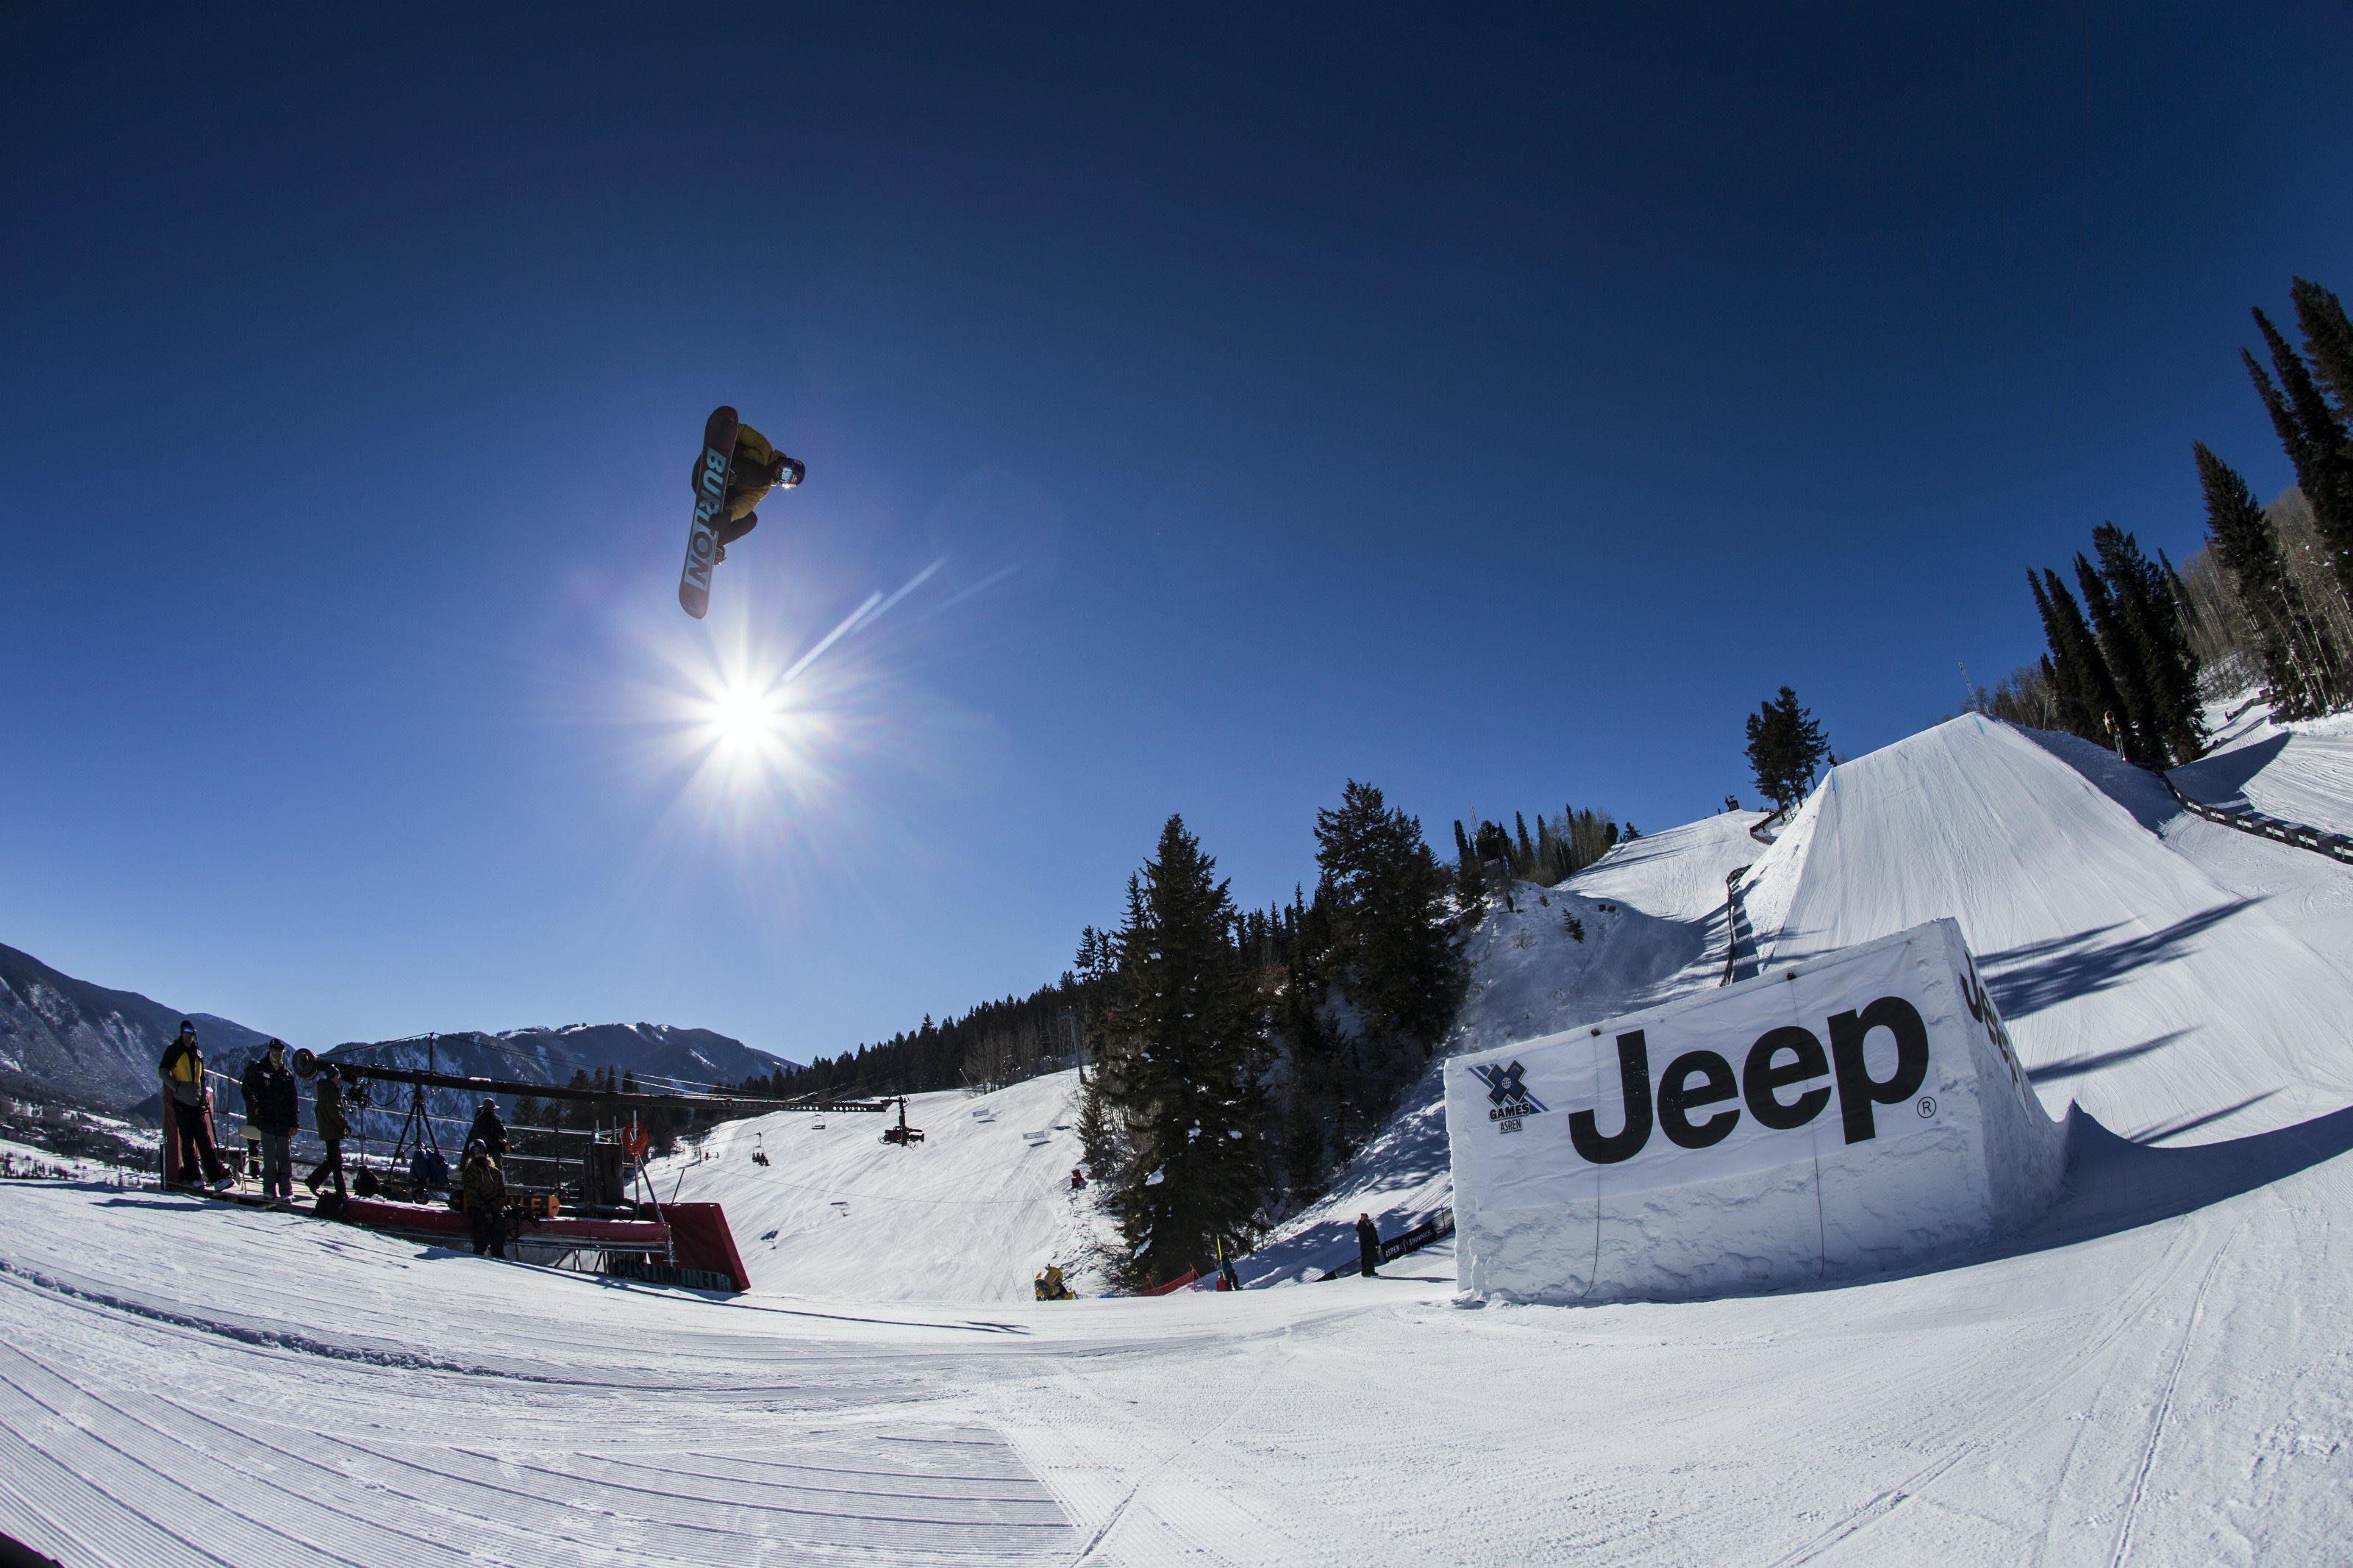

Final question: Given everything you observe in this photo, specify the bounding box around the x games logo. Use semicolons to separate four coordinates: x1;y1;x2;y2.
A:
1471;1060;1547;1131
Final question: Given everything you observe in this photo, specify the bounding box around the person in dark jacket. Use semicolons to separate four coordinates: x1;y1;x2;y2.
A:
239;1039;299;1204
158;1022;231;1190
702;422;804;562
1356;1213;1382;1279
465;1098;507;1161
460;1139;507;1257
305;1064;349;1200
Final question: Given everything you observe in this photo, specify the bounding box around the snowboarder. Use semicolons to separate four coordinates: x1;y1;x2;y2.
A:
465;1098;507;1161
306;1064;350;1201
680;407;806;617
1034;1263;1074;1300
460;1139;507;1258
1068;1166;1087;1192
158;1023;232;1191
701;421;804;565
239;1039;299;1205
1356;1213;1382;1279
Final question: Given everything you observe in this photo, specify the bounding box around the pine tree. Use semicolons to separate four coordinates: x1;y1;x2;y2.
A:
1313;781;1467;1095
2039;570;2135;754
2027;570;2099;740
2074;551;2156;760
2291;277;2353;420
2246;311;2353;604
562;1069;595;1131
1451;819;1482;909
1512;812;1535;873
2090;524;2204;762
2193;443;2342;717
1743;687;1831;814
1090;817;1267;1291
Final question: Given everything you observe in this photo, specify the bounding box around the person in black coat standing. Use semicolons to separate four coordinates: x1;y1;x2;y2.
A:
240;1040;300;1204
465;1099;507;1161
1356;1213;1382;1278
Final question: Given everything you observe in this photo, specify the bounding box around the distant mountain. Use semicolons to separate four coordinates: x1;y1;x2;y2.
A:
312;1024;799;1148
0;941;277;1111
0;934;798;1133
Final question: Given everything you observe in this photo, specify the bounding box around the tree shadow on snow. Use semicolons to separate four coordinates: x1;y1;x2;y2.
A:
1236;1084;1455;1288
2168;731;2290;808
2024;1031;2189;1085
1979;902;2250;1020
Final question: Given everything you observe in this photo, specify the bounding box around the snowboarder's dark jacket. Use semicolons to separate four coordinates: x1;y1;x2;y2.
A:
240;1056;299;1137
1357;1216;1382;1275
460;1154;504;1214
466;1103;507;1159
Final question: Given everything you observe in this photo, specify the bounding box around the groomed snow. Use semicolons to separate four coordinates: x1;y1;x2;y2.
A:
649;1072;1115;1303
5;712;2353;1563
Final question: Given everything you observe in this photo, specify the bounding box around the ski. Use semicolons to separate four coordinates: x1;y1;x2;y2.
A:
678;405;739;619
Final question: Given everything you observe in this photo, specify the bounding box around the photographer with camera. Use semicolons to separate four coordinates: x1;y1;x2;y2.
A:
304;1063;351;1204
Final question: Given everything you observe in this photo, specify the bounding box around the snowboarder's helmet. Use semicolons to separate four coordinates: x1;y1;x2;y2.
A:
479;1099;496;1113
465;1139;486;1157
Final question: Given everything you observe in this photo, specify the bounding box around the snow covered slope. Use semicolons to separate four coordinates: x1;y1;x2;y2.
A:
650;1073;1105;1303
2173;700;2353;838
7;713;2353;1564
1746;715;2353;1142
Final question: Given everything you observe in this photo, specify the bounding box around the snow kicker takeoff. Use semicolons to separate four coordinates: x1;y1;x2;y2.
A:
679;406;806;618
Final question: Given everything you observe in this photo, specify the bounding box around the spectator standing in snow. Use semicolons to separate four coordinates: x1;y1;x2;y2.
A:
465;1098;507;1160
158;1022;231;1190
460;1139;507;1257
306;1064;350;1200
240;1039;299;1205
1356;1213;1382;1278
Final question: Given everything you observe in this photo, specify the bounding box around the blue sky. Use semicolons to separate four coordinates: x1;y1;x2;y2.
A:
4;6;2349;1063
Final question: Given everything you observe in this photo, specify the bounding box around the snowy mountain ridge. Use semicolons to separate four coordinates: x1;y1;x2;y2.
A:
0;940;277;1111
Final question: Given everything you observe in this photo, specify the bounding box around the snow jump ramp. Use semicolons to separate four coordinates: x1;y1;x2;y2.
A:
1447;918;2069;1304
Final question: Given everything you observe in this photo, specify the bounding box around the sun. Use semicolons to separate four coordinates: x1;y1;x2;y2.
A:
709;681;778;754
699;674;801;770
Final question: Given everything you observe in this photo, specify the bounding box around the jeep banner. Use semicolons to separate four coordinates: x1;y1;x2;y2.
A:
1445;918;2069;1306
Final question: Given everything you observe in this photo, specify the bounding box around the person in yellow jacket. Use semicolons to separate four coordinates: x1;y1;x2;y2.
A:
1034;1263;1073;1301
702;423;804;563
157;1022;231;1190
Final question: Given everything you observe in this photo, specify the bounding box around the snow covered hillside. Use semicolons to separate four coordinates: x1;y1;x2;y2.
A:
649;1072;1110;1303
2173;697;2353;838
5;712;2353;1564
1746;714;2353;1142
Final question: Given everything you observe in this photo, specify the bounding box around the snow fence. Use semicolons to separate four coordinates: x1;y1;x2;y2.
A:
1446;918;2067;1305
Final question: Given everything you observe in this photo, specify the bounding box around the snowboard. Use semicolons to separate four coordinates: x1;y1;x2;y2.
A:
678;405;740;619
